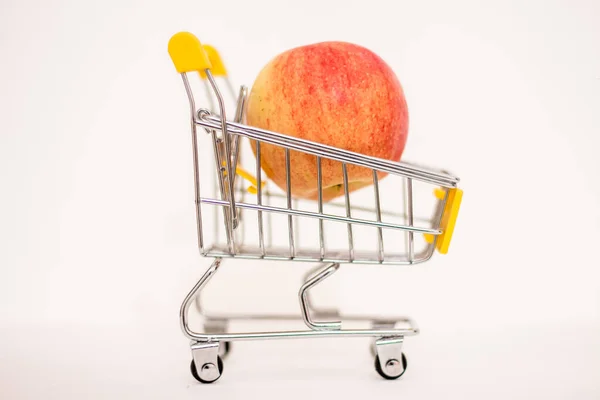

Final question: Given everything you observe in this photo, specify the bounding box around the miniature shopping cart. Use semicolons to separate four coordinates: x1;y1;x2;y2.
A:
168;32;463;383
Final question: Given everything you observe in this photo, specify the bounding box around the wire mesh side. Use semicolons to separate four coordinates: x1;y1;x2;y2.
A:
179;71;457;265
196;121;449;264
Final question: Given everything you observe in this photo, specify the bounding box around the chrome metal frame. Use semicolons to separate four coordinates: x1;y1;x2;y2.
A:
174;67;461;383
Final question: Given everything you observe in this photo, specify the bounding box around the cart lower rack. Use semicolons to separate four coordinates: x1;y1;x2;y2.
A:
168;32;463;383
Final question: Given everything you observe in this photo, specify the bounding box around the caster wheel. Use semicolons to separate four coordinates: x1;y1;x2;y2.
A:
374;353;407;380
190;356;224;384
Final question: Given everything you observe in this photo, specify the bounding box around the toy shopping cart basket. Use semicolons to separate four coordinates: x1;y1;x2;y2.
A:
168;32;463;383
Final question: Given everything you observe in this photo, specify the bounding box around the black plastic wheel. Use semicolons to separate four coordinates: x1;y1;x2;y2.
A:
190;356;224;384
374;353;407;380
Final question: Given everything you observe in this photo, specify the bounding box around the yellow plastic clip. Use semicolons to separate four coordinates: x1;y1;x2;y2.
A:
424;187;463;254
221;162;266;193
167;32;212;73
236;167;266;194
199;45;228;79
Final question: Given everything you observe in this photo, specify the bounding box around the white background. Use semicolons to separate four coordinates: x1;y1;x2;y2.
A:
1;0;599;398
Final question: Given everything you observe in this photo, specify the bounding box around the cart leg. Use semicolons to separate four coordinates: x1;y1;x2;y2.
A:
180;258;222;340
181;258;227;383
192;263;231;358
298;263;341;331
301;264;341;321
374;336;407;380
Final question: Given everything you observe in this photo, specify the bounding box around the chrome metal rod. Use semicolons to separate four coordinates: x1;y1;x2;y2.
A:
232;89;246;241
256;141;265;256
418;188;449;262
181;74;204;253
213;156;219;243
299;263;341;330
243;189;428;222
211;133;233;249
202;245;432;265
317;157;325;259
286;149;295;258
201;312;417;328
230;86;247;187
205;70;238;238
430;188;449;255
180;258;222;340
266;183;273;248
293;198;300;246
373;170;384;263
186;327;419;342
237;150;245;242
197;115;459;188
406;178;414;262
301;264;340;318
200;198;441;235
342;164;354;261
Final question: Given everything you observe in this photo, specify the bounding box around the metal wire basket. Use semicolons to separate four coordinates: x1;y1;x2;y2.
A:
168;32;463;383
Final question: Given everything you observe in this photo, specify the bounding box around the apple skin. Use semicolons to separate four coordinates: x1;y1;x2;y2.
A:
245;41;409;202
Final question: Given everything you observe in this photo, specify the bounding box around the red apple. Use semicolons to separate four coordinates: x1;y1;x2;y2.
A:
245;41;409;202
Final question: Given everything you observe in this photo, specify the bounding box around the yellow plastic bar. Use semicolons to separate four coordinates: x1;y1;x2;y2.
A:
424;187;463;254
234;166;265;190
433;188;446;201
221;162;266;193
168;32;212;73
199;45;228;79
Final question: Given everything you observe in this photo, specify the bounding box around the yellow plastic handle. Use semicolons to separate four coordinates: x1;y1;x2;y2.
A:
168;32;212;73
424;187;463;254
199;44;228;79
